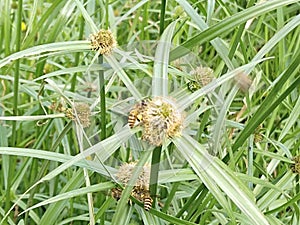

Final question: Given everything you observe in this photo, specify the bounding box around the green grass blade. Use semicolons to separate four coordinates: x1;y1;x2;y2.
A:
171;0;299;61
21;182;114;215
152;21;177;96
0;41;90;69
173;134;270;225
233;46;300;151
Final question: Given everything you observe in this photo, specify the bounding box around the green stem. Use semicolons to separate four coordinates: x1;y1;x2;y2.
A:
149;146;161;206
162;182;179;213
105;1;109;29
3;1;10;56
12;0;23;145
99;55;106;140
248;135;254;190
159;0;166;35
141;2;149;40
71;14;85;92
6;0;23;221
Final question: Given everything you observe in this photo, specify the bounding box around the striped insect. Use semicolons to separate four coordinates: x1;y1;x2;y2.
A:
128;99;148;128
142;192;153;211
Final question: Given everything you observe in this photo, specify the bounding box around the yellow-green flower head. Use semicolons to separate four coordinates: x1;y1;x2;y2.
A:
141;96;184;146
90;29;117;55
191;66;214;87
116;162;150;190
68;103;91;128
112;162;153;210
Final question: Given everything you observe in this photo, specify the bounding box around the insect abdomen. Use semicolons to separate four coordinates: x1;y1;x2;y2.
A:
143;196;153;211
128;109;138;128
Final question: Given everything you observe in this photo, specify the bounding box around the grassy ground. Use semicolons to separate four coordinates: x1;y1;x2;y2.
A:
1;0;300;224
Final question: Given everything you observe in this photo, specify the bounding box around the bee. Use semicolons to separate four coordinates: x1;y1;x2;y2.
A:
128;109;141;128
142;192;153;211
111;188;122;201
128;99;148;128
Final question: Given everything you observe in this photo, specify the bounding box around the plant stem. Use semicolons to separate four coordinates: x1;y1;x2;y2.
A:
149;146;161;206
159;0;166;35
71;14;85;92
6;0;23;221
248;135;254;190
99;55;106;140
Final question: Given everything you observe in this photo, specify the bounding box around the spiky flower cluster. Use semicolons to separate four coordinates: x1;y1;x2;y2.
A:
49;102;91;128
116;162;150;189
112;162;152;209
90;29;116;55
141;97;184;146
291;155;300;174
65;103;91;128
188;66;214;92
191;66;214;86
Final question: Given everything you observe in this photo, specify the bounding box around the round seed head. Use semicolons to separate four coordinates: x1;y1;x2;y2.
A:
72;103;91;128
190;66;214;87
90;29;117;55
116;162;150;190
141;97;184;146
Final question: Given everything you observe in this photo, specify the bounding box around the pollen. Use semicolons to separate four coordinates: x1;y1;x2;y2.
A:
141;97;184;146
90;29;117;55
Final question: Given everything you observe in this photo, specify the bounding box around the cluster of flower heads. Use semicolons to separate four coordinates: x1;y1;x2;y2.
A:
128;96;184;146
112;162;152;211
187;66;214;92
90;29;116;55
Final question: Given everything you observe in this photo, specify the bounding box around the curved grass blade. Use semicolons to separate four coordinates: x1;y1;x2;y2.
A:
173;134;270;225
233;46;300;151
152;21;177;97
171;0;299;61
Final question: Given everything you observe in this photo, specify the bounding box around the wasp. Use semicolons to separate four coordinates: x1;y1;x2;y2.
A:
128;99;148;128
142;192;153;211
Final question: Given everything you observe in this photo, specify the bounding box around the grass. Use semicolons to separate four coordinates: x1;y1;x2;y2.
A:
1;0;300;224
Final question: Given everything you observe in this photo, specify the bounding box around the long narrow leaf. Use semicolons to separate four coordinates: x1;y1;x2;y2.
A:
171;0;299;61
173;134;270;225
152;21;177;96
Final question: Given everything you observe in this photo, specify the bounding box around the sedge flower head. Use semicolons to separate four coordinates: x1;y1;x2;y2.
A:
65;103;91;128
116;162;150;190
191;66;214;87
90;29;117;55
141;96;184;146
112;162;152;209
